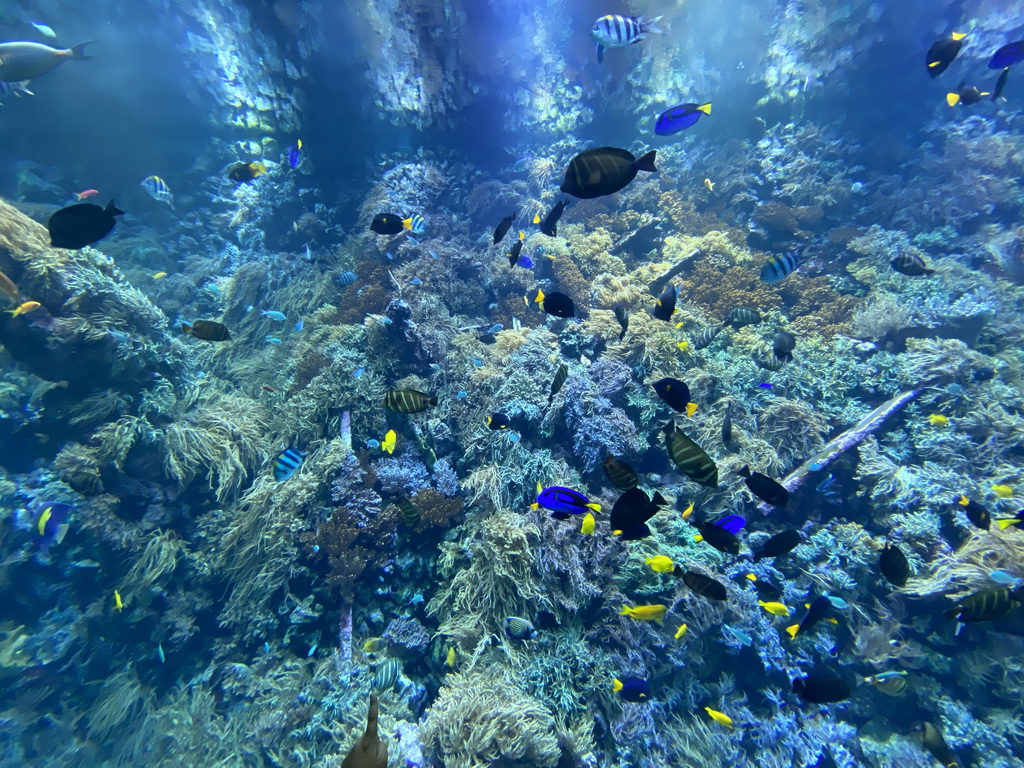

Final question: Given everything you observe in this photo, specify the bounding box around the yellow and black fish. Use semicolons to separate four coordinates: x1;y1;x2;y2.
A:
927;32;966;77
383;389;438;413
397;497;420;526
920;722;959;767
957;495;990;530
948;586;1024;626
227;161;268;183
663;423;718;487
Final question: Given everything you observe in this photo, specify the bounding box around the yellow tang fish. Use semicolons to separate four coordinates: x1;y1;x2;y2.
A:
619;604;667;622
445;646;456;668
681;502;694;520
928;414;950;427
758;600;791;617
152;271;168;280
645;555;674;573
677;340;690;353
6;300;41;317
704;707;733;728
580;512;595;535
114;589;124;613
382;429;397;454
674;623;688;639
992;484;1013;498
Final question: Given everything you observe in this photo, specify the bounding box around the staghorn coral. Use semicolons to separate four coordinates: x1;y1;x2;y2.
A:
421;666;561;768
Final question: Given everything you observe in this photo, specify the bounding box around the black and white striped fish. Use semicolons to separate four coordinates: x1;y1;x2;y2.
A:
760;250;802;283
591;14;663;64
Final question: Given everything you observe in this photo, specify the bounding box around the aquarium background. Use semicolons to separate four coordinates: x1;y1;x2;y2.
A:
2;0;1024;766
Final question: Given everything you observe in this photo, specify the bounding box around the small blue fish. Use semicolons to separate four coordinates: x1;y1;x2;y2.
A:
288;140;302;169
246;305;254;312
826;595;849;610
354;367;365;378
721;623;753;646
294;319;304;332
386;252;394;260
273;447;306;482
261;310;286;321
517;255;534;268
263;642;270;654
408;278;422;286
989;570;1024;588
307;643;318;657
407;236;419;245
366;439;381;450
816;474;836;493
712;514;746;534
471;358;484;368
655;102;711;135
455;391;467;398
157;642;166;663
506;432;521;443
107;330;129;342
31;22;57;38
429;250;438;259
809;462;824;471
209;284;221;295
758;383;774;389
486;324;503;334
305;245;311;260
429;363;441;371
265;336;282;345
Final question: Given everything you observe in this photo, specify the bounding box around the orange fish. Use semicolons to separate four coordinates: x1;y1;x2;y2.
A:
261;385;277;393
75;189;99;201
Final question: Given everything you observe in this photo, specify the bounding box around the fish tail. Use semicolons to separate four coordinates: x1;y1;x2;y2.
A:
697;102;712;114
946;93;960;107
427;396;438;407
68;41;95;60
586;503;601;512
642;15;665;34
181;323;192;335
995;519;1020;530
634;150;657;173
402;217;413;230
785;624;799;640
618;606;630;616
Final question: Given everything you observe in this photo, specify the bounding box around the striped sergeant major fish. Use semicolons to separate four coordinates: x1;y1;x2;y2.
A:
141;175;172;204
591;14;663;64
273;446;306;482
760;250;802;283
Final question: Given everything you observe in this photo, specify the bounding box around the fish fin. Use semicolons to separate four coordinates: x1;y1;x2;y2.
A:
981;91;990;97
529;503;539;511
946;93;960;106
697;102;712;114
402;217;413;230
952;31;967;40
634;150;658;173
427;396;438;406
996;519;1022;530
686;402;698;417
181;323;192;335
785;624;799;639
68;41;94;59
596;43;604;64
612;678;623;692
738;466;751;478
644;15;664;34
586;503;601;512
105;200;124;216
534;288;544;303
618;606;629;616
652;491;667;507
958;495;969;506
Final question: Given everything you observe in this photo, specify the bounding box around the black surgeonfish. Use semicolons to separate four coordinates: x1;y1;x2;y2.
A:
958;495;990;530
652;377;692;414
738;466;789;507
539;200;567;237
560;147;657;199
752;530;802;562
792;669;852;703
678;570;728;601
535;289;575;318
48;200;124;249
603;455;639;490
182;320;231;341
652;283;677;321
663;423;718;487
890;251;934;276
926;32;966;78
879;540;910;587
611;488;667;538
507;233;525;267
695;520;740;555
494;211;516;244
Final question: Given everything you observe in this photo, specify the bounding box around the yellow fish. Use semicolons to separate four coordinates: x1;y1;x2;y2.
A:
382;429;397;454
152;271;168;280
113;589;124;613
677;341;690;353
992;484;1013;498
758;601;791;617
674;623;688;639
928;414;950;427
675;322;685;329
580;512;596;535
445;646;456;668
530;481;543;512
685;402;698;417
363;638;386;654
746;573;758;582
619;604;667;622
534;288;546;305
645;555;675;573
6;300;40;317
533;214;541;224
704;178;714;192
681;502;694;520
704;707;733;729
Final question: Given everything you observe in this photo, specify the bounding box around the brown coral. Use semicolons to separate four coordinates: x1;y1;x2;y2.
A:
410;487;464;533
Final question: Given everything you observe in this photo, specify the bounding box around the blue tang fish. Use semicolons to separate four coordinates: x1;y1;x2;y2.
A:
655;102;711;136
532;486;600;519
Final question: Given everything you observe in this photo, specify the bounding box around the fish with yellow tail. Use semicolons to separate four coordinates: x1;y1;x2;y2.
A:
928;414;950;427
645;555;675;573
758;600;791;617
619;604;667;623
704;707;734;729
6;300;41;317
113;589;124;613
580;512;595;535
681;501;694;520
381;429;397;454
674;623;688;639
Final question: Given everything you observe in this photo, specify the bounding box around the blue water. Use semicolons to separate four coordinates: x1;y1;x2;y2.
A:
1;1;1023;767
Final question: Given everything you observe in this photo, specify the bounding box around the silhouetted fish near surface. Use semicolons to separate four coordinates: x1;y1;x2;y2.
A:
604;455;639;490
879;540;910;587
890;251;934;276
738;466;788;507
48;200;123;249
494;211;516;244
382;389;438;413
663;423;718;487
792;668;852;703
652;284;677;322
753;530;803;562
613;305;629;339
0;41;92;81
560;147;657;199
539;200;566;236
926;32;966;77
655;102;711;135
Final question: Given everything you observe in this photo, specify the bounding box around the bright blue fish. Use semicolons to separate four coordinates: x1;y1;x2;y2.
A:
826;595;849;610
721;623;753;646
989;41;1024;69
989;569;1024;587
35;501;72;551
517;255;534;268
455;391;467;398
713;514;746;534
354;367;365;378
486;324;503;334
758;383;774;389
273;447;306;481
408;278;422;286
386;252;394;260
261;310;286;321
760;251;802;283
265;336;282;344
366;439;381;449
533;486;599;519
294;319;304;332
471;358;484;368
654;102;711;136
288;140;302;169
407;236;419;245
429;250;438;259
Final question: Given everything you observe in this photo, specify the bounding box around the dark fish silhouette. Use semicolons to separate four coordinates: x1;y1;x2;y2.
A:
48;200;123;249
493;211;516;244
739;466;788;507
560;147;657;199
879;540;910;587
